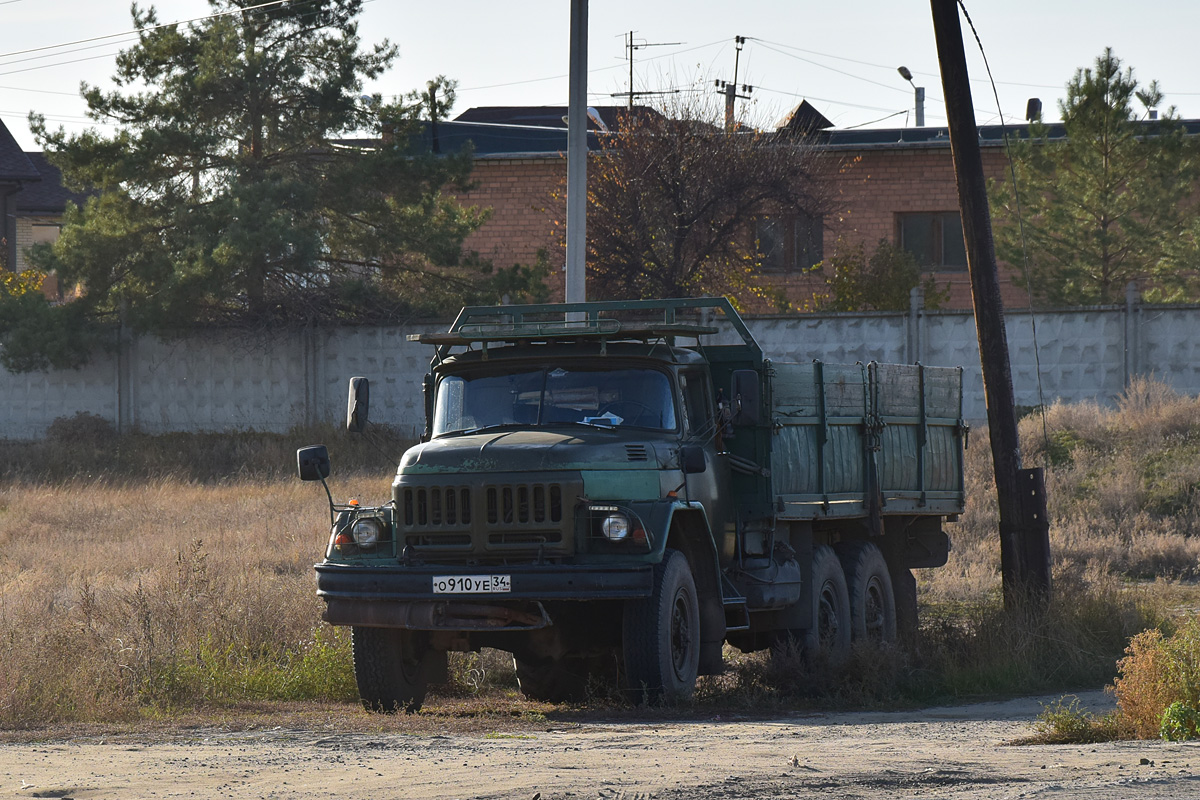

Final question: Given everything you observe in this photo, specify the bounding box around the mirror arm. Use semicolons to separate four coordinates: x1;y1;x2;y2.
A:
319;475;335;525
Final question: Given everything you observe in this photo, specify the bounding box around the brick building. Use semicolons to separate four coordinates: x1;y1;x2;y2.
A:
441;108;1053;310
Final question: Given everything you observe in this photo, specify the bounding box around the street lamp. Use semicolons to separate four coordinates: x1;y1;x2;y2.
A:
897;66;925;127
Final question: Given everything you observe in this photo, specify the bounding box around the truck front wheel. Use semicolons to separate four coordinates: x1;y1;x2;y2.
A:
351;626;432;713
622;549;700;705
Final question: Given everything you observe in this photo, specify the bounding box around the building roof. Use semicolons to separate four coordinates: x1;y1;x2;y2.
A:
454;105;663;132
0;119;39;182
775;101;834;135
14;152;88;213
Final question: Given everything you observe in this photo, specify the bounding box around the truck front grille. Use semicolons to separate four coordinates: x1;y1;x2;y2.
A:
485;484;563;525
395;475;580;562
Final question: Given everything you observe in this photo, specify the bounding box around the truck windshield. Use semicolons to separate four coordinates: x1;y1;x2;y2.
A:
433;366;677;435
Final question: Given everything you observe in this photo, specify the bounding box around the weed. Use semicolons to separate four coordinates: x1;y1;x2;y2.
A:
1024;695;1125;744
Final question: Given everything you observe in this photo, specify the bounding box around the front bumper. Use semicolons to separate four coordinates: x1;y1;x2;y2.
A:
315;562;654;630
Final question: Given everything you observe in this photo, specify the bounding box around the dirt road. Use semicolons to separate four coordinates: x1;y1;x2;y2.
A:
3;693;1198;799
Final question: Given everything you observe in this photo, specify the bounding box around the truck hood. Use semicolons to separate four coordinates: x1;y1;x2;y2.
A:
399;429;663;474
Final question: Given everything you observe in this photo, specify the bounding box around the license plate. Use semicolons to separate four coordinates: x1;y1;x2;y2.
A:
432;574;512;594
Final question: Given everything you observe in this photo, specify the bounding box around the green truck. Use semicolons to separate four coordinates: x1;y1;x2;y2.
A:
298;298;966;710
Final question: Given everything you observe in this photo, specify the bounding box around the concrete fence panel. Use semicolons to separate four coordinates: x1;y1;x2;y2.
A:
5;295;1200;439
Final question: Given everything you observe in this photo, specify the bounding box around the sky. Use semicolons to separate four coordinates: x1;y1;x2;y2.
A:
3;0;1200;151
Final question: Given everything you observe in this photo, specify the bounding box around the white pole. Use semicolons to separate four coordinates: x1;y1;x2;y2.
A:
565;0;588;304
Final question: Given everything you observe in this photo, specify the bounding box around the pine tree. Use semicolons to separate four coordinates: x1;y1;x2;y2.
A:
5;0;491;371
990;48;1200;306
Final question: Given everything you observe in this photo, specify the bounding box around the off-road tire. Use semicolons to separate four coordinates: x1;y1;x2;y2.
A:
622;549;700;705
837;541;898;643
351;626;431;713
802;544;852;665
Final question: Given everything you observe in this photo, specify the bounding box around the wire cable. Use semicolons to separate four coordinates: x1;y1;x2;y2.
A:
0;0;291;61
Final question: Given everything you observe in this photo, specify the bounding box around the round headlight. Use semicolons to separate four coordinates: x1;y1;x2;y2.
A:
601;513;630;542
352;517;384;548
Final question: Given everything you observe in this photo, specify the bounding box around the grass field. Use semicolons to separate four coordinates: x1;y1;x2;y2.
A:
1;383;1197;733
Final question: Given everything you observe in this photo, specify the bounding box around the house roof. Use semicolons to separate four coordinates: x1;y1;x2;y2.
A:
454;105;663;132
775;101;834;135
0;119;39;182
14;152;87;213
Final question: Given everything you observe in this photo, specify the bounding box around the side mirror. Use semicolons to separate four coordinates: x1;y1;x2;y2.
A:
347;376;370;433
297;445;331;481
731;369;761;426
680;444;707;474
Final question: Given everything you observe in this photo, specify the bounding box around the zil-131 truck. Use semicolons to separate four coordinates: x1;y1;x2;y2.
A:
297;298;965;711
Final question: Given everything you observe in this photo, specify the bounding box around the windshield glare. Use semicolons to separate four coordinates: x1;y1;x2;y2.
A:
433;366;677;435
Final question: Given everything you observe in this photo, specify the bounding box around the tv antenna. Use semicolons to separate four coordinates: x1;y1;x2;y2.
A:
611;31;682;110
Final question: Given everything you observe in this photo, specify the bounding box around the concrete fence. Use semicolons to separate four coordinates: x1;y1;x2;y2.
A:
4;289;1198;440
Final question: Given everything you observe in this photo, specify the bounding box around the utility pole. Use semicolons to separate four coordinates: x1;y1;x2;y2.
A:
715;35;752;131
929;0;1051;608
565;0;587;305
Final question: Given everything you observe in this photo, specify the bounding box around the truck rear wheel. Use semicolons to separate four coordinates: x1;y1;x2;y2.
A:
838;541;897;643
351;627;431;713
803;544;852;664
622;548;700;705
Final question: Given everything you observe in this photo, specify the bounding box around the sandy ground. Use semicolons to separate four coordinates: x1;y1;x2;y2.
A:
3;692;1199;799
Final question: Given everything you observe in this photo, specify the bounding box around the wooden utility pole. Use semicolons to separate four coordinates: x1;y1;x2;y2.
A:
929;0;1051;608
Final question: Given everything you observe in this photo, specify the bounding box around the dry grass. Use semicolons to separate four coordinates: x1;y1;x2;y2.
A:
4;380;1200;730
0;475;375;726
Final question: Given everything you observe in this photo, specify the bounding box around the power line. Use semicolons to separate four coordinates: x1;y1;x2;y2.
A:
457;38;727;96
0;50;125;78
0;37;139;69
0;85;81;98
752;40;911;96
0;0;291;62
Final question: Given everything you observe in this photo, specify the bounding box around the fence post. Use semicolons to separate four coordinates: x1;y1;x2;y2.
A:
1124;282;1141;389
116;323;134;434
907;285;925;364
303;322;319;428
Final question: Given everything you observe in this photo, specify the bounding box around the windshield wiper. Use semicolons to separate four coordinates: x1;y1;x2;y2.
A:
453;423;527;436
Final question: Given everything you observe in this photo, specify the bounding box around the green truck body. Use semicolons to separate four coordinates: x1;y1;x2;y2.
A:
300;298;965;710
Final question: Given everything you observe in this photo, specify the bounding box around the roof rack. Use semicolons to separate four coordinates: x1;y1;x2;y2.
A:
410;297;761;361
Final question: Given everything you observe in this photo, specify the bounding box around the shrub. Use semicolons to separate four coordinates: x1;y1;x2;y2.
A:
1113;617;1200;739
1027;695;1125;744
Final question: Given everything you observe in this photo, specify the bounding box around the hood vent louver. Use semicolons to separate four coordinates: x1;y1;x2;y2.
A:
625;444;649;462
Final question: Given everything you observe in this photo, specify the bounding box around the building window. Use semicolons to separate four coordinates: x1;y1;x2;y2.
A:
31;224;61;246
897;212;966;271
756;211;823;271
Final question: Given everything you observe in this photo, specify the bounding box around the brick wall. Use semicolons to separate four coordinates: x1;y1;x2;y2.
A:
821;144;1028;309
454;143;1031;310
455;157;565;271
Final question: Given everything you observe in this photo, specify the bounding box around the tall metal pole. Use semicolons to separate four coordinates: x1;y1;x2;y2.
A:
564;0;588;304
929;0;1050;608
